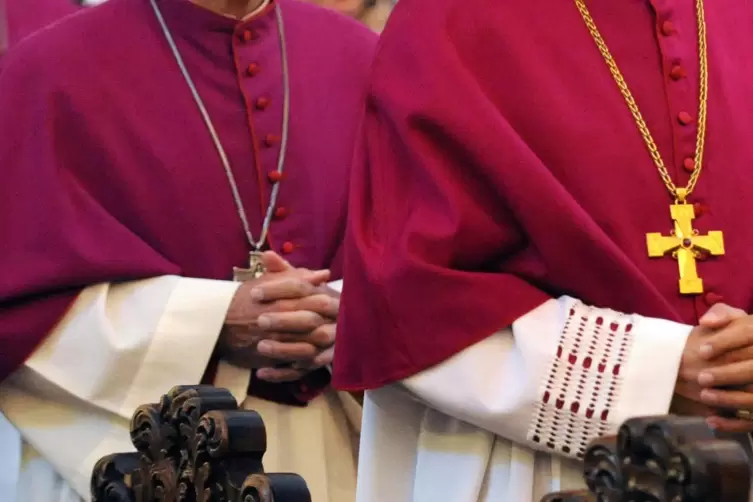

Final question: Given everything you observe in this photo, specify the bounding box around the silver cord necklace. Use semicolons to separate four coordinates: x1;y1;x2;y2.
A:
149;0;291;280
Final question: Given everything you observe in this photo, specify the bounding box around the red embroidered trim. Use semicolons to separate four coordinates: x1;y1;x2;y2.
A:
528;303;634;458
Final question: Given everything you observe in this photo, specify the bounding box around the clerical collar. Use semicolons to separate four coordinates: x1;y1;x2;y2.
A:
240;0;271;20
152;0;278;34
206;0;272;20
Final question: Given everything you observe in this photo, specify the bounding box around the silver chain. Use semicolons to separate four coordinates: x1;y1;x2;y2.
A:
149;0;291;251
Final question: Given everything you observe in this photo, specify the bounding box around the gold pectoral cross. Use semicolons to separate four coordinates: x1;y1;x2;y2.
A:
232;251;266;282
646;203;724;295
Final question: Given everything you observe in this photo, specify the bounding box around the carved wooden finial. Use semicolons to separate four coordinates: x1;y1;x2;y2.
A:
91;385;311;502
542;415;751;502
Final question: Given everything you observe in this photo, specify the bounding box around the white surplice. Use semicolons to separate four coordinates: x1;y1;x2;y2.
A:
354;297;690;502
0;276;359;502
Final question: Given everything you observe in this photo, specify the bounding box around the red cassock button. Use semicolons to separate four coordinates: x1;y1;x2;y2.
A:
281;241;295;254
240;30;257;42
704;292;724;306
268;171;282;183
274;207;289;219
682;157;695;172
255;97;270;110
669;65;686;81
246;63;260;76
661;20;675;36
264;134;280;147
693;202;710;216
677;111;694;125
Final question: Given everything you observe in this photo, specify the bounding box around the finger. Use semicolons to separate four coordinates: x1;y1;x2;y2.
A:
251;277;322;302
698;320;753;360
705;415;753;433
257;339;318;361
274;294;339;319
258;311;326;333
697;359;753;387
315;283;341;300
261;251;294;273
265;323;336;348
309;272;331;288
256;367;307;383
699;303;747;329
312;346;334;367
311;323;336;349
699;388;753;409
714;344;753;364
289;347;332;371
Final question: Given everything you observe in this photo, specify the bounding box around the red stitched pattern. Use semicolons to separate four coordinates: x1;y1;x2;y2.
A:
528;302;634;458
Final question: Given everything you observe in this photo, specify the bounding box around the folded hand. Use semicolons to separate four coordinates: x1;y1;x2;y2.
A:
681;303;753;431
218;252;336;376
251;268;339;382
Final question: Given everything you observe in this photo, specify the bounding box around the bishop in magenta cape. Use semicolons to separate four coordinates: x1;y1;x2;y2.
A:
0;0;373;381
334;0;753;500
0;0;375;500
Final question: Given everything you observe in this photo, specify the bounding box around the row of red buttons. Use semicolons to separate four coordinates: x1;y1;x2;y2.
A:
659;21;690;118
661;18;724;309
662;23;707;219
659;18;699;176
267;171;289;225
237;28;295;254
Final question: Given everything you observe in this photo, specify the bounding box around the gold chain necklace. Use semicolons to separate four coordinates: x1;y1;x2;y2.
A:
575;0;724;295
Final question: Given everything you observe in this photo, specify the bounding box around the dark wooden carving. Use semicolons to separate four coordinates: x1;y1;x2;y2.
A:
91;385;311;502
542;415;751;502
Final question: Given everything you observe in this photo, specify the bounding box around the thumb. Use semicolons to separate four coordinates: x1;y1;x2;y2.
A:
699;303;746;328
261;251;294;273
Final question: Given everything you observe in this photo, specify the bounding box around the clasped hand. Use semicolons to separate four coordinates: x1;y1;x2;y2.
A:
676;303;753;432
217;251;339;382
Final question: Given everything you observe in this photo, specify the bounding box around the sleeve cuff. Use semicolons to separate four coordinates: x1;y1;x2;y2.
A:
612;315;692;425
328;279;344;293
119;277;240;415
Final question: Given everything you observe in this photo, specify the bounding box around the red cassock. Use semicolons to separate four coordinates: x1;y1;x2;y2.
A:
0;0;375;384
334;0;753;390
